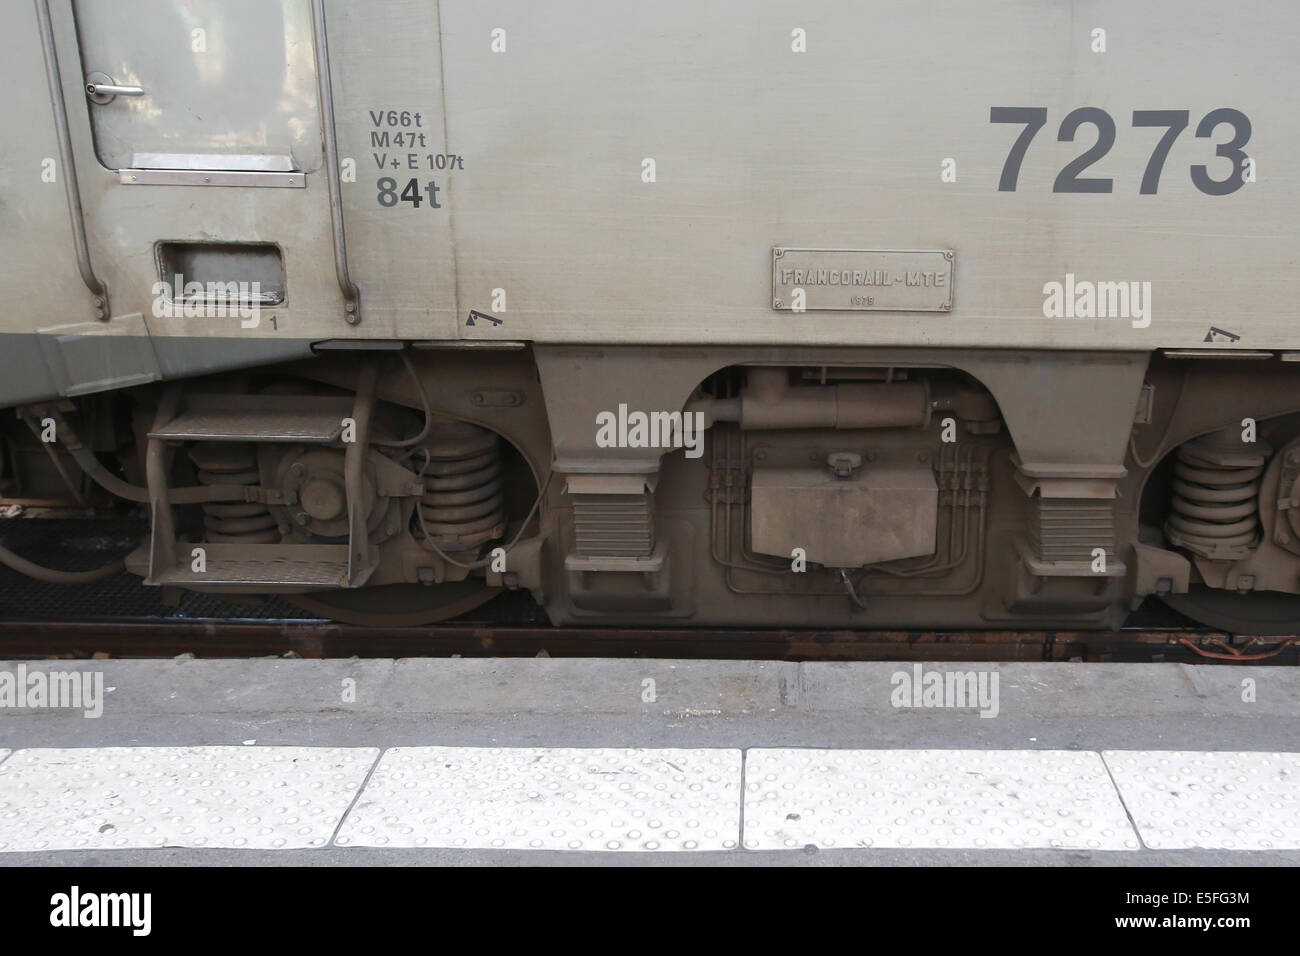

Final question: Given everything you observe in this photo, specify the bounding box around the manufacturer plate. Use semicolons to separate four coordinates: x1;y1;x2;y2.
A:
772;248;953;312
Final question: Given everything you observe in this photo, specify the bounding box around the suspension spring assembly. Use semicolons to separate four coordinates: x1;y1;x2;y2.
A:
188;443;280;544
1165;443;1262;558
417;423;506;551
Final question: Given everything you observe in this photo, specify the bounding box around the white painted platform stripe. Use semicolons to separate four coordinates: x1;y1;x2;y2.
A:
0;747;378;851
1103;750;1300;850
744;749;1138;850
335;747;742;851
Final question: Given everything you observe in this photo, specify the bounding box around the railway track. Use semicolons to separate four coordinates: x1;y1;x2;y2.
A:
0;618;1294;663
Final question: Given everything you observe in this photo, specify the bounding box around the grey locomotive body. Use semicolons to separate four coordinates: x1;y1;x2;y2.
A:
2;0;1298;632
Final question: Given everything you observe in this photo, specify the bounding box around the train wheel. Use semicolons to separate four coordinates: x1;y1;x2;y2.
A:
1160;588;1300;636
288;582;501;627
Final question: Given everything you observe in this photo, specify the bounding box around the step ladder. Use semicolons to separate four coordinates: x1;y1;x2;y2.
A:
143;366;384;592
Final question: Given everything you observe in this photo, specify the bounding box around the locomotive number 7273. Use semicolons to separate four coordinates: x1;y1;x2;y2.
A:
990;107;1251;196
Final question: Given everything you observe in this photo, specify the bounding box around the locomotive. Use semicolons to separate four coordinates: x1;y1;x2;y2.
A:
2;0;1298;634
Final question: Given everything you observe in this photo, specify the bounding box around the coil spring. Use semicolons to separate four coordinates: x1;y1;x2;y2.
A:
188;443;280;544
1165;445;1262;554
418;423;506;550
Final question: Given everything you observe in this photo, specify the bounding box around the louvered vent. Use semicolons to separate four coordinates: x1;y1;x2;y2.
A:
1028;498;1115;564
572;493;655;558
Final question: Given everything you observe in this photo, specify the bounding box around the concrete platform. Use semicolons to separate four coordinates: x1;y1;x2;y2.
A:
0;658;1297;866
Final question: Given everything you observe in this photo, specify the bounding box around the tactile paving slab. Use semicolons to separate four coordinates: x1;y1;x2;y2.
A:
1103;750;1300;850
335;747;742;850
0;746;378;851
743;749;1139;850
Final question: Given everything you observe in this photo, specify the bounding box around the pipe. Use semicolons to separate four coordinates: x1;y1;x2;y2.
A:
31;407;275;505
704;373;931;431
0;541;124;584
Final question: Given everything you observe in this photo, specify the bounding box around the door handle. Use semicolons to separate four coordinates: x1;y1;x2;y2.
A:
85;72;144;104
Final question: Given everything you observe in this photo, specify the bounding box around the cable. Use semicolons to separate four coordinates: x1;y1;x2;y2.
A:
0;541;124;584
1129;432;1162;470
838;568;869;609
371;352;433;449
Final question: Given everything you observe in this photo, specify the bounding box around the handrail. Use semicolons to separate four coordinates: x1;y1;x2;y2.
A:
35;0;110;320
310;0;361;325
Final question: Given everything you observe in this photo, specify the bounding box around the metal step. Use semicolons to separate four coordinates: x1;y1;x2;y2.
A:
148;543;370;591
149;394;355;442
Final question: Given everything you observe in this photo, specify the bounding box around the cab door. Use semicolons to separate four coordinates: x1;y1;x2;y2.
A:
73;0;321;178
